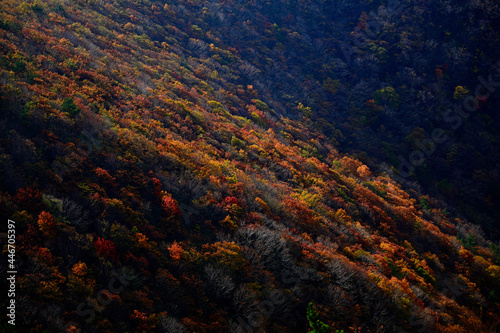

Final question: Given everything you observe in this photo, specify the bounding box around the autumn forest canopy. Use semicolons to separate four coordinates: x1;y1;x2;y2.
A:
0;0;499;332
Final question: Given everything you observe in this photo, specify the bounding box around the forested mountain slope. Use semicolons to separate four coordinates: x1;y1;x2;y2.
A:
167;0;500;239
0;0;499;332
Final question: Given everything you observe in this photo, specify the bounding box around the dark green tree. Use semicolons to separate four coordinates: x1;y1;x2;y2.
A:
62;98;80;117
